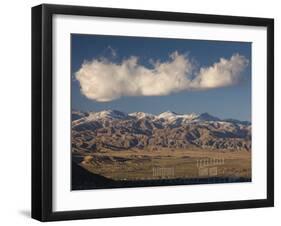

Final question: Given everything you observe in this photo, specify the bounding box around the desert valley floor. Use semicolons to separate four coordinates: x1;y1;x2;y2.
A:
72;148;251;190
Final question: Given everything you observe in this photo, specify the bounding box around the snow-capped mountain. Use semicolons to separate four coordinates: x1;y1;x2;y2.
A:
128;112;155;120
157;111;178;119
72;109;248;125
72;109;251;152
87;110;128;120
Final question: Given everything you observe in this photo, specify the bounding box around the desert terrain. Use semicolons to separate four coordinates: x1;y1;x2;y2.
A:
71;109;251;189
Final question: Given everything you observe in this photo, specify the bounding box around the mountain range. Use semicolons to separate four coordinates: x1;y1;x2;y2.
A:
72;110;251;152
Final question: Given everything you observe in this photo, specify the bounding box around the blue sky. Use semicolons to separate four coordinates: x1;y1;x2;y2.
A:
71;34;251;121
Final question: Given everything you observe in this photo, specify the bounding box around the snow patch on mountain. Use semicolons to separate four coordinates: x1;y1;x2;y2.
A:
129;112;155;119
86;110;128;121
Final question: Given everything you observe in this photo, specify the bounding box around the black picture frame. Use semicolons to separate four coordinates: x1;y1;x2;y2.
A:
32;3;274;222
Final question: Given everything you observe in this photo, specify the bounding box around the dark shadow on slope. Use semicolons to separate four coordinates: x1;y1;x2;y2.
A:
71;162;115;190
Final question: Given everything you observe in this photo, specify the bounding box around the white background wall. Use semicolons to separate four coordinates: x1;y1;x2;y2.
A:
0;0;279;225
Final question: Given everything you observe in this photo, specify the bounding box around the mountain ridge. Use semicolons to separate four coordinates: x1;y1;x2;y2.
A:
72;109;250;124
72;109;251;152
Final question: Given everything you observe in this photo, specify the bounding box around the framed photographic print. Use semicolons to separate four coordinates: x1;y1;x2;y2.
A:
32;4;274;221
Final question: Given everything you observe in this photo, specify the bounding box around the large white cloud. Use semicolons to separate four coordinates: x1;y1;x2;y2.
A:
75;51;249;102
191;54;249;89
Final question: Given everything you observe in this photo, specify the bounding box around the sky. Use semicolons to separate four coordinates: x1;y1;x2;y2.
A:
71;34;251;121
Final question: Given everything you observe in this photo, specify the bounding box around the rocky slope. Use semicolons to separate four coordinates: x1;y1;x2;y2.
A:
72;110;251;152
